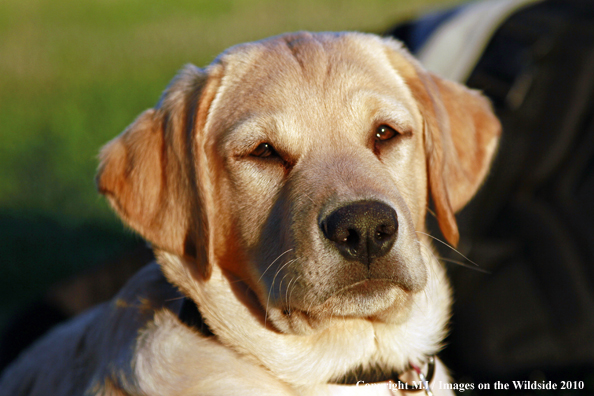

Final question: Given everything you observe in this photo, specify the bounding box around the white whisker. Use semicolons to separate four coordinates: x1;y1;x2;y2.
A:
258;248;294;283
287;275;303;312
416;230;480;267
265;258;298;327
417;232;489;274
440;257;491;274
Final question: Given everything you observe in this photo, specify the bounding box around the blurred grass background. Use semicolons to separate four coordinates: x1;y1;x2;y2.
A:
0;0;463;328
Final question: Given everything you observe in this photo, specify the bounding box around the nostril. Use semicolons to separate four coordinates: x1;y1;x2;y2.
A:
344;229;360;254
344;229;359;245
322;222;360;247
375;223;396;241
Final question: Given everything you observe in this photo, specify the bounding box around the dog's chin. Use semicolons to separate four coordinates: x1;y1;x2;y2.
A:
266;280;414;335
313;280;412;317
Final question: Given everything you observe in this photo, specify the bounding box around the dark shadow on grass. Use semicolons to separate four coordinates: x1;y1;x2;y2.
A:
0;211;140;303
0;210;154;370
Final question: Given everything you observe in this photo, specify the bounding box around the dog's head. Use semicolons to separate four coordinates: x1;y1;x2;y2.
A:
97;32;499;338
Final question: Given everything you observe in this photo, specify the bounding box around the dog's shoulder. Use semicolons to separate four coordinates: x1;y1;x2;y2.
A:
0;263;182;396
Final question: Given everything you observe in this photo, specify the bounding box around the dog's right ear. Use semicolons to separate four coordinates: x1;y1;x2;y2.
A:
96;64;221;279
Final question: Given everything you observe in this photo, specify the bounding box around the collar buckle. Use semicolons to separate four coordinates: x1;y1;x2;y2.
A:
394;356;435;395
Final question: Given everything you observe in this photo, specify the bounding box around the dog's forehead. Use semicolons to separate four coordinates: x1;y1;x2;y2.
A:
206;32;420;149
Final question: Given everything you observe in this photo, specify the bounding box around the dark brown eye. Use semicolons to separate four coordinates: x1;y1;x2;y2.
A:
251;142;276;158
375;125;398;141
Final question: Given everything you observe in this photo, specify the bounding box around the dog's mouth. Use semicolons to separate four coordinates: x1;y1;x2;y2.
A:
308;278;412;318
259;276;415;334
334;279;397;298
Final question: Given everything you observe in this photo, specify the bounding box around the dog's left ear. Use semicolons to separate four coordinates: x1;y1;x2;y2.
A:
384;40;501;247
96;64;222;279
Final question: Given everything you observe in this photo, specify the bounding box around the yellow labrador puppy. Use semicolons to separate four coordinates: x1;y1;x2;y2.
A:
0;32;500;396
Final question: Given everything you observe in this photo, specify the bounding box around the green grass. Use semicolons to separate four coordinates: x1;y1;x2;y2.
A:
0;0;462;315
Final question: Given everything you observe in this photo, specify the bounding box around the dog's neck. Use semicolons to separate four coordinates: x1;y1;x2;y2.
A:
177;294;436;393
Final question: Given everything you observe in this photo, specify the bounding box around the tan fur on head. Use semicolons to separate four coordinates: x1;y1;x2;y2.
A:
91;31;500;395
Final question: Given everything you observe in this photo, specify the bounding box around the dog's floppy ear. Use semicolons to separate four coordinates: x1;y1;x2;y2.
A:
384;40;501;246
96;64;221;279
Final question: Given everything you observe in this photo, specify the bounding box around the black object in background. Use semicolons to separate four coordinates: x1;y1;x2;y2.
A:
388;0;594;390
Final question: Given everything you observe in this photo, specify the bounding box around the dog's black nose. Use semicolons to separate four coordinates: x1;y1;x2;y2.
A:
320;201;398;265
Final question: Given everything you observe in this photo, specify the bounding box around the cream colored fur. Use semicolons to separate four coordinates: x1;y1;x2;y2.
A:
0;32;500;396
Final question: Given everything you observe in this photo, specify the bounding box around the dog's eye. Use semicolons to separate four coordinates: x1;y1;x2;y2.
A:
375;125;398;141
251;143;277;158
